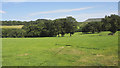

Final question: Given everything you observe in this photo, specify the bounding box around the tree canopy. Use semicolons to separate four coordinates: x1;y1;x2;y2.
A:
2;16;78;37
1;14;120;38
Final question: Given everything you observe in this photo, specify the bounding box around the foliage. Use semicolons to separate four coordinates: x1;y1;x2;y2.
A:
82;22;103;34
54;16;77;36
81;14;120;34
22;16;77;37
1;14;120;37
2;16;77;37
2;29;26;38
1;20;29;25
101;14;120;34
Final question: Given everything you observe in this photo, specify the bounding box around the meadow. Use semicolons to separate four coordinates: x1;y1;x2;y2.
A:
0;25;23;29
2;31;118;66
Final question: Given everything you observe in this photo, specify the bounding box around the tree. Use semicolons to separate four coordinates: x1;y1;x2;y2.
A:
82;22;102;34
2;29;26;38
22;19;58;37
53;19;62;37
54;16;77;37
102;14;120;34
65;16;77;36
2;16;78;37
22;22;44;37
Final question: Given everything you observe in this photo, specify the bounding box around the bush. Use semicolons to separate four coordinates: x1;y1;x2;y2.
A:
2;29;26;38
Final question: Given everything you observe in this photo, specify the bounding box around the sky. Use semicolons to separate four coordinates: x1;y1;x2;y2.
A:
1;2;118;22
1;0;120;2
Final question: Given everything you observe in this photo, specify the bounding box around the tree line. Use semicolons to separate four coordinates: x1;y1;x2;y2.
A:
1;21;28;25
81;14;120;35
2;16;77;38
1;14;120;38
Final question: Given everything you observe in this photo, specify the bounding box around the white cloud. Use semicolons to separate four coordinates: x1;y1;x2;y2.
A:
71;11;118;22
29;7;93;16
5;10;117;22
19;11;117;22
0;10;6;14
39;11;118;22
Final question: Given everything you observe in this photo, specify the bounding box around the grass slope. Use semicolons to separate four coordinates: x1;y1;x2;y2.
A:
0;25;24;29
2;32;118;66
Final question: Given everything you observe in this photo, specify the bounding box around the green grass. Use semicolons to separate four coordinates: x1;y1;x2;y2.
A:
2;31;118;66
0;25;24;29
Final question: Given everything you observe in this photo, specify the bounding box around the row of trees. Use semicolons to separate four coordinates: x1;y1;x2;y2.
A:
1;14;120;38
2;16;78;38
2;29;25;38
82;14;120;34
1;21;29;25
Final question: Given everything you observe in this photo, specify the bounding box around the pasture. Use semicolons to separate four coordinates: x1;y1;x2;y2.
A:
0;25;23;29
2;32;118;66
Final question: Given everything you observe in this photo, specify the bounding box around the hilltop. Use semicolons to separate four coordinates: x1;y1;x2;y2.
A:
84;18;103;22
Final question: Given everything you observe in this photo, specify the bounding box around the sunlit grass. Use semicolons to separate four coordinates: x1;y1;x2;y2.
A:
2;31;118;66
1;25;24;29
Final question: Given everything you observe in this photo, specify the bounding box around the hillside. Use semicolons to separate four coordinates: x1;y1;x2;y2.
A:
84;18;103;22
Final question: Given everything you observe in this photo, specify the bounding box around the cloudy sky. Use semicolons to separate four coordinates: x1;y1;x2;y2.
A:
1;2;118;22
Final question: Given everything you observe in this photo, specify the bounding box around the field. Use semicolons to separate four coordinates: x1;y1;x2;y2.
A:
2;31;118;66
0;25;24;29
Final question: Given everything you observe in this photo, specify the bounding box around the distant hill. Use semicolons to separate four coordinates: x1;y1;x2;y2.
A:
84;18;103;22
77;18;103;32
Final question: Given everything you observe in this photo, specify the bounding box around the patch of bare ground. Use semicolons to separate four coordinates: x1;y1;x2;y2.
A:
99;56;118;66
50;46;84;56
17;53;29;56
59;48;84;55
96;54;104;57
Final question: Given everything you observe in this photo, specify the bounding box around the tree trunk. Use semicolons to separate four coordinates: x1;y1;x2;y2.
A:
61;34;64;37
58;34;60;37
70;33;72;36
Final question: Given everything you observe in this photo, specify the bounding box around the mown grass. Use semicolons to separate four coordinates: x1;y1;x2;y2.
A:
2;31;118;66
0;25;24;29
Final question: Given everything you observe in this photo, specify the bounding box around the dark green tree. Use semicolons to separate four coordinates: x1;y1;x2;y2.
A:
102;14;120;35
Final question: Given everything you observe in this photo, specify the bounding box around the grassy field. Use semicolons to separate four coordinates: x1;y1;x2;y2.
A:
2;31;118;66
0;25;24;29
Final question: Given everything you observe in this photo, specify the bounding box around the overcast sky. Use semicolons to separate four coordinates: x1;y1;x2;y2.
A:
1;2;118;22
